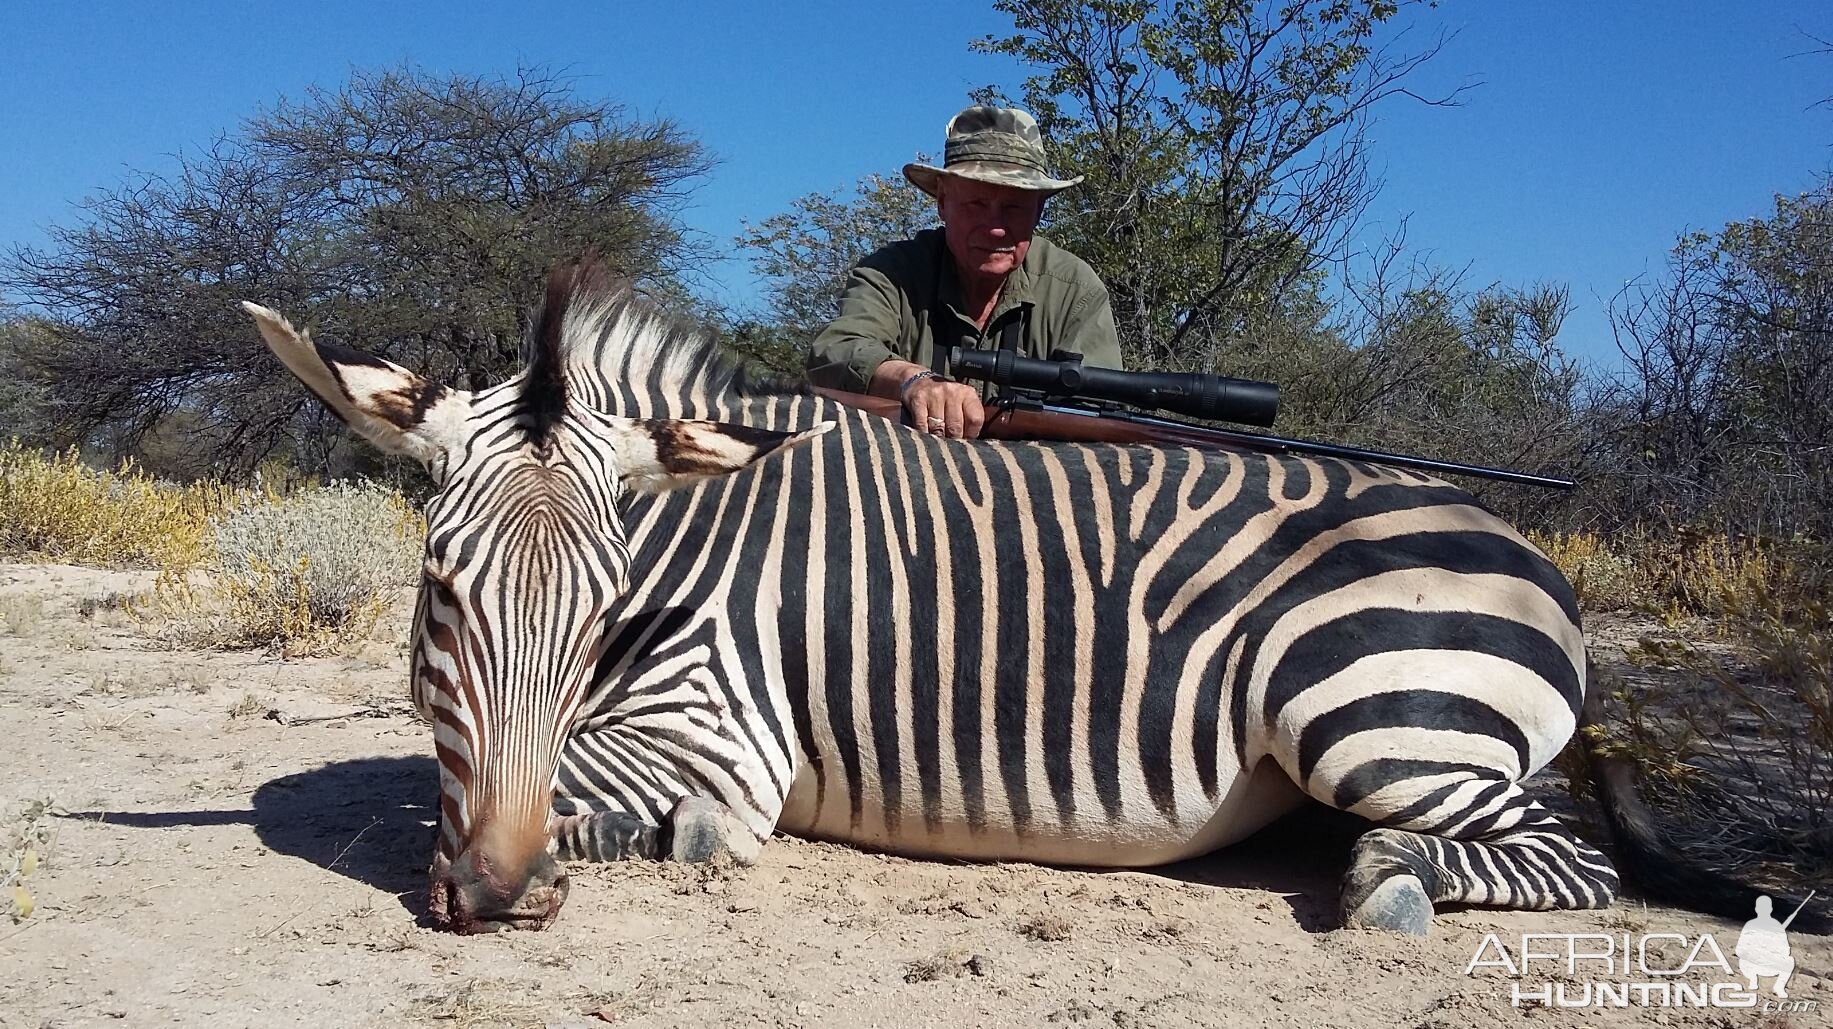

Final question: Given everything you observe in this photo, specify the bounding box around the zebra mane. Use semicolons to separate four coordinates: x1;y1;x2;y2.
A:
520;256;807;435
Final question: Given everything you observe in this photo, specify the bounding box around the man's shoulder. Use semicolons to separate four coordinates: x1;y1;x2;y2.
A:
856;227;947;282
1025;234;1107;293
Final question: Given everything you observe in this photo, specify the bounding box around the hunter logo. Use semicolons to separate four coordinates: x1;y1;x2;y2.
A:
1734;894;1805;999
1464;893;1818;1012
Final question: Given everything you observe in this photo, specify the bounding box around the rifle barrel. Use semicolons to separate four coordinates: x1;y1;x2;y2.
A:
1780;890;1817;931
1045;404;1577;489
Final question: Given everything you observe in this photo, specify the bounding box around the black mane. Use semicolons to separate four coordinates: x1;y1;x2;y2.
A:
519;255;808;434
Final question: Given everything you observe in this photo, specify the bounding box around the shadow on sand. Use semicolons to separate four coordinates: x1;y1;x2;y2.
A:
66;755;438;916
74;757;1375;930
1116;803;1370;933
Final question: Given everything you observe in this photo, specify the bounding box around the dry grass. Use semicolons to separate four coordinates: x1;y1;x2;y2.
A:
225;691;276;723
1529;527;1827;620
0;442;246;569
2;444;424;657
903;947;992;983
408;979;566;1029
79;666;210;701
154;482;424;657
1015;912;1074;942
0;593;45;637
77;590;144;625
1522;525;1832;895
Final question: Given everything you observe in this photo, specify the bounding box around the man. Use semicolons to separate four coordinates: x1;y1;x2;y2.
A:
806;105;1123;439
1736;894;1797;998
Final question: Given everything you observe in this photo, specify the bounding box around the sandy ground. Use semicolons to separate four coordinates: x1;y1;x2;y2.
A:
0;562;1826;1029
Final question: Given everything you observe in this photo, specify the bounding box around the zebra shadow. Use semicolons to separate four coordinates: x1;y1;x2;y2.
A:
1127;803;1371;933
66;755;438;917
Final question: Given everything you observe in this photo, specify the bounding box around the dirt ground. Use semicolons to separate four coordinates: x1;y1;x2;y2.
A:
0;562;1825;1029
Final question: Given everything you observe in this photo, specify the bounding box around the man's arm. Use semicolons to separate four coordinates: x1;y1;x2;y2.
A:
805;264;906;394
805;261;985;438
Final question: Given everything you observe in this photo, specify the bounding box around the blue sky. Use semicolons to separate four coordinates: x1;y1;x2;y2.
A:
2;1;1828;369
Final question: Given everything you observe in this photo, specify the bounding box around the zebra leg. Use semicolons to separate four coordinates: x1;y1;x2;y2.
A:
549;799;762;866
550;811;662;862
1336;777;1619;935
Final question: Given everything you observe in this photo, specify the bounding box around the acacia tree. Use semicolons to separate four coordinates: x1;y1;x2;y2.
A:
0;311;53;445
2;66;713;476
973;0;1466;371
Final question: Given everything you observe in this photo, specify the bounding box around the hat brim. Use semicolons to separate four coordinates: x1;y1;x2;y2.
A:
903;161;1083;199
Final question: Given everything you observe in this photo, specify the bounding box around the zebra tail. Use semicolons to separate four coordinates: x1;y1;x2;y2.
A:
1581;669;1831;935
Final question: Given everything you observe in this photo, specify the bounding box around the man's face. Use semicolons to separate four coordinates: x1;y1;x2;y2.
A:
937;176;1044;287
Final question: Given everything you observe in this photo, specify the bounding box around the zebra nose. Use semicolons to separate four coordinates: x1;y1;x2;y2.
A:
429;848;570;933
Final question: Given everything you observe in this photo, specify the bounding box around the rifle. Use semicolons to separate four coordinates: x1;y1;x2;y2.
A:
812;345;1577;491
1781;891;1817;932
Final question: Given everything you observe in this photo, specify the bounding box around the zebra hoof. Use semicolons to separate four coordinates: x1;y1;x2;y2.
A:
666;797;762;866
1341;874;1433;936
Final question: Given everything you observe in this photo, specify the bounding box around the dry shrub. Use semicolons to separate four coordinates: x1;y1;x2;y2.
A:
0;441;243;569
0;443;425;656
1016;912;1074;942
1530;527;1827;619
0;594;45;637
4;798;57;923
158;481;423;656
1584;592;1832;895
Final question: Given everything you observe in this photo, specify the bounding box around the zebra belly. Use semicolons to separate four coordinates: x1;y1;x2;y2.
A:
773;755;1307;867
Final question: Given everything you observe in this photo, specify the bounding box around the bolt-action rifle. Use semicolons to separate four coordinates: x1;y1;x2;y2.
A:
813;345;1575;490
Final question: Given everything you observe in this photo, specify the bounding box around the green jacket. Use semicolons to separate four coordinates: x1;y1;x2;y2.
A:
805;229;1123;394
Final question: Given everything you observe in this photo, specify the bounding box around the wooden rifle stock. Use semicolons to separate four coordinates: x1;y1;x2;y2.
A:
809;387;1575;489
811;387;1235;448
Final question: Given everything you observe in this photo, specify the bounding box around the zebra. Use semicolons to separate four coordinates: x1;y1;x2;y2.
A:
241;258;1630;936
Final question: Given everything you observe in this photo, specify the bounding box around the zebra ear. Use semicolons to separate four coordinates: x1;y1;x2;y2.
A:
241;302;471;469
614;417;834;494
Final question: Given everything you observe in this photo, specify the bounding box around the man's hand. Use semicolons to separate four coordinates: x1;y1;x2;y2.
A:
868;359;985;439
904;374;985;440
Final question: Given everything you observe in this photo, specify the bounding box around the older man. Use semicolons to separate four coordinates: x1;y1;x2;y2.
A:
805;106;1123;439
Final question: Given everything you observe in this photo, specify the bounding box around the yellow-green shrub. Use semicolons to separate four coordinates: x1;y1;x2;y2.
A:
0;441;427;656
0;442;243;570
1529;528;1825;620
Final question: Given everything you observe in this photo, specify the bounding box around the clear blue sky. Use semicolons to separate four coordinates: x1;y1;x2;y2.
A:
2;1;1828;369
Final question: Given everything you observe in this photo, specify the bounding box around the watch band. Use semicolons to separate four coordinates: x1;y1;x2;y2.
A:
899;369;943;401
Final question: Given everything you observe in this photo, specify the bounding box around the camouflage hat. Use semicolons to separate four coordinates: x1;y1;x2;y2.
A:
903;106;1083;198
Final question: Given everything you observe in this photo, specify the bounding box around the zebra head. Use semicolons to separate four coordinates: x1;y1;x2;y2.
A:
242;262;830;933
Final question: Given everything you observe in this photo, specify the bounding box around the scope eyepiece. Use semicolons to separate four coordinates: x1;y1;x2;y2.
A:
946;346;1279;427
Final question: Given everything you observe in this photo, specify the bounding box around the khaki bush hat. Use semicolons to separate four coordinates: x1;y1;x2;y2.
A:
903;106;1083;198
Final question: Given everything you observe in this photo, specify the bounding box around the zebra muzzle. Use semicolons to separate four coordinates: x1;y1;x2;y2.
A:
427;847;570;934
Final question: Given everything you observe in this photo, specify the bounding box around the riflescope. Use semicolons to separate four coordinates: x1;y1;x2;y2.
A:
947;346;1279;427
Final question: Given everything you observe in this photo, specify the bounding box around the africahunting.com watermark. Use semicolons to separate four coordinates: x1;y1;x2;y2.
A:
1463;893;1817;1013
